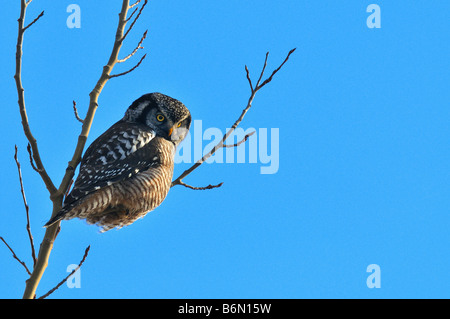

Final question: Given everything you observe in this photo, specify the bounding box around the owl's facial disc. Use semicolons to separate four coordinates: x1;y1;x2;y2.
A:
124;92;191;145
144;108;173;138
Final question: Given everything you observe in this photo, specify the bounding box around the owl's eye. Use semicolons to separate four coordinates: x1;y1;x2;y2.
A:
177;122;182;128
156;114;165;122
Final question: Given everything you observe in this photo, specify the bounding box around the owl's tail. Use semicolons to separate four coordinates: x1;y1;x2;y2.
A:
43;206;71;228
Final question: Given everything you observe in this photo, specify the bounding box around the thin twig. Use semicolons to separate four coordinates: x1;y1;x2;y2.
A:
37;246;90;299
255;52;269;89
122;0;148;41
118;30;147;63
22;10;44;32
14;0;56;195
257;48;296;89
178;180;224;190
245;65;253;93
109;53;146;78
223;131;256;148
171;49;295;189
26;143;42;173
72;100;84;123
125;7;138;23
0;237;32;276
129;0;141;9
14;145;37;267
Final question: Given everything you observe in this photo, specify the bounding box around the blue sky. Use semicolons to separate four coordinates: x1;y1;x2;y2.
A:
1;1;449;298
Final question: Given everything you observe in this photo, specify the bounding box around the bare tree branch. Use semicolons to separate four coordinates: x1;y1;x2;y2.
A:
0;237;32;276
255;52;269;89
72;100;84;123
110;53;146;78
14;0;56;196
125;6;138;23
14;146;37;267
22;10;44;32
257;48;296;90
122;0;148;41
223;131;256;148
117;30;147;63
171;48;296;189
37;246;90;299
178;180;224;191
22;0;148;299
129;0;142;9
26;143;42;173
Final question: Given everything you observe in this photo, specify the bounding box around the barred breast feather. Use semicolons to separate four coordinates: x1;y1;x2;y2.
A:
45;121;175;232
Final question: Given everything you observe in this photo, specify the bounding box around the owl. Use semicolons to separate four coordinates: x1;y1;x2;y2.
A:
44;92;191;232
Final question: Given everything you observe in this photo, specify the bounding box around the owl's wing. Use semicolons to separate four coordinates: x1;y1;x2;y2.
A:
64;121;163;205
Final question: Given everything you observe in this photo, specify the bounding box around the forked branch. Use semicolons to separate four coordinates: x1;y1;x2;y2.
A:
14;0;55;195
129;0;142;9
14;146;36;267
117;30;147;63
110;53;147;78
171;48;296;190
22;10;44;32
122;0;148;41
37;246;90;299
20;0;149;299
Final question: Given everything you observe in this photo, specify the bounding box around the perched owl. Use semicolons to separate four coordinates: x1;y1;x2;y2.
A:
45;93;191;232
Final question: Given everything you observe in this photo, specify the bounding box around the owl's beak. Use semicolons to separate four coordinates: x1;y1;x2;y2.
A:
168;127;173;138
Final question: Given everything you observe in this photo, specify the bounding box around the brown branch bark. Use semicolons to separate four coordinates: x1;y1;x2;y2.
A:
26;143;42;173
178;180;224;190
122;0;147;41
129;0;142;9
223;131;256;148
14;145;37;267
21;0;147;299
0;237;32;276
171;48;296;189
22;10;43;32
109;53;147;78
37;246;90;299
117;30;147;63
14;1;55;196
72;100;84;123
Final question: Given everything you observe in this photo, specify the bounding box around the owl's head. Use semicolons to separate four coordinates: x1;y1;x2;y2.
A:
123;93;191;146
